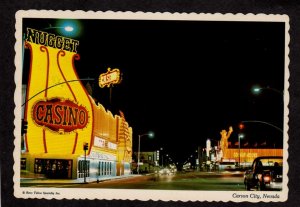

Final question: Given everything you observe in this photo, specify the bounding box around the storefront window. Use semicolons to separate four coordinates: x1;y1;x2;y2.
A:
34;158;72;179
101;162;105;175
78;160;90;178
98;161;101;176
97;161;115;177
109;162;112;175
21;158;26;170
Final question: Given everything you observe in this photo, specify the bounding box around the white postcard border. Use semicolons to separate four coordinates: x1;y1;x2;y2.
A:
14;10;290;202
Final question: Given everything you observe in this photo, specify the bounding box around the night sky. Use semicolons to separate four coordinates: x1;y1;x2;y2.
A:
22;18;286;164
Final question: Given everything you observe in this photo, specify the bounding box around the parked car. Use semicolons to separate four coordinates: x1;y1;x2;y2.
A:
244;156;283;191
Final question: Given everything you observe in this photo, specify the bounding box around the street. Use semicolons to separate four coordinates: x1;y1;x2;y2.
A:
21;171;245;191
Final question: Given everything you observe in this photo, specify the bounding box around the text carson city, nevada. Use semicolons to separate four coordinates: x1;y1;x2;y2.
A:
232;193;280;199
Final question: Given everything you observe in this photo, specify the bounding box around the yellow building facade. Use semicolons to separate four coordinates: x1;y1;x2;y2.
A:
21;28;132;180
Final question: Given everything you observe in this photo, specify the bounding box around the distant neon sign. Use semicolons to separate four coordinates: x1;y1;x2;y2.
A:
98;68;121;88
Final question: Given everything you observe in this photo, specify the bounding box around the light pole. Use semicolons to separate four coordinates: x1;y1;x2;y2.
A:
249;85;284;148
252;85;284;104
241;120;283;133
166;154;169;167
252;86;283;96
137;132;154;174
83;143;88;183
238;133;244;168
160;147;164;167
42;26;74;32
40;20;80;38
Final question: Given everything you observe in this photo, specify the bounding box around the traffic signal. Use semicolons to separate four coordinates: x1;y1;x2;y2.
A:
238;123;245;130
21;119;28;135
83;142;88;151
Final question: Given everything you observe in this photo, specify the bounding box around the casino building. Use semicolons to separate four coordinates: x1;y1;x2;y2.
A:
202;126;283;168
21;28;132;180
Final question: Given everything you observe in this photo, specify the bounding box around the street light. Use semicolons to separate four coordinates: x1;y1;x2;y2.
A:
238;133;244;168
29;21;80;39
43;25;74;32
137;132;154;174
43;19;82;38
249;85;284;147
251;85;283;96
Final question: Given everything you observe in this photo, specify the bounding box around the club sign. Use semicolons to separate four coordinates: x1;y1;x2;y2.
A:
98;68;121;88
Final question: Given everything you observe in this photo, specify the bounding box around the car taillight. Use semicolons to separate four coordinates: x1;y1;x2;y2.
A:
263;175;271;183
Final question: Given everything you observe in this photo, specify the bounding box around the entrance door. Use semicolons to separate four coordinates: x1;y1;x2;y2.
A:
34;158;73;179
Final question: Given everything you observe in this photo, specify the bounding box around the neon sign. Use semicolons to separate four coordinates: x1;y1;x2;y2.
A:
32;98;88;133
26;28;79;53
98;68;121;88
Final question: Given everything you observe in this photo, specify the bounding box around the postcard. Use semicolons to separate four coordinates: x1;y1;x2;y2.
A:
14;10;289;202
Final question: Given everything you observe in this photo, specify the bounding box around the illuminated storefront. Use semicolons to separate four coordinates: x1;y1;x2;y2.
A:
204;127;283;168
21;28;132;180
132;151;160;173
220;127;283;165
222;148;283;165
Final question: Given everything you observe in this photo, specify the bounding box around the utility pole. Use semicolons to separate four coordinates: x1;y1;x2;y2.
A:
83;143;88;183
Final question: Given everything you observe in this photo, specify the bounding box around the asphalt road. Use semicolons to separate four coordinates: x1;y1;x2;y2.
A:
22;171;245;191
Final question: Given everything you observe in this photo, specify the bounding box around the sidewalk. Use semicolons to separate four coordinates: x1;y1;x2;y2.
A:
20;173;141;184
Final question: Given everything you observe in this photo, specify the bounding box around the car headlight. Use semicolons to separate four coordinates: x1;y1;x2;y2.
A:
257;174;262;180
263;175;271;183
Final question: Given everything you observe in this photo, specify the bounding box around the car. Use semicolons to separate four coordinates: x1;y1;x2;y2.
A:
244;156;283;191
219;161;236;171
159;168;172;175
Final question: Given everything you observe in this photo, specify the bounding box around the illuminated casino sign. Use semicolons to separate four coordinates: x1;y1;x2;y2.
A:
32;98;88;133
99;68;121;88
24;27;94;155
26;28;79;53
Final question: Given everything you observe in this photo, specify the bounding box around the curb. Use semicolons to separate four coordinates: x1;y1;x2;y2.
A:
20;174;140;184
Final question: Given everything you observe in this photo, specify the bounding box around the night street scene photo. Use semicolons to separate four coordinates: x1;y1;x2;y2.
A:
16;12;288;200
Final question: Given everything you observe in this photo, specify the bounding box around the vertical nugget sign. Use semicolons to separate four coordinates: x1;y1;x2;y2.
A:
24;28;93;155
